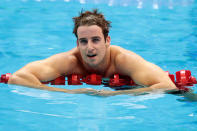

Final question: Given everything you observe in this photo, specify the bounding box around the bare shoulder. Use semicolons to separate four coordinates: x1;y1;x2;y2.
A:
109;45;175;88
110;45;150;76
110;45;144;63
42;48;80;74
46;48;78;62
110;45;140;56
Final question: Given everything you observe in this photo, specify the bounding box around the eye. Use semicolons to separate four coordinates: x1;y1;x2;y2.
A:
79;39;88;45
92;38;100;43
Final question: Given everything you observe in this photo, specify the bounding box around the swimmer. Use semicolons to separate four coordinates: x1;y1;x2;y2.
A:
8;9;178;96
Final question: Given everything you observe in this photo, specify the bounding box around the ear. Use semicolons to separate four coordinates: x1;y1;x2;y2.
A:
106;36;111;48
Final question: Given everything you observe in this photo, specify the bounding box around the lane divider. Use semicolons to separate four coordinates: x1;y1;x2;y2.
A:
1;70;196;92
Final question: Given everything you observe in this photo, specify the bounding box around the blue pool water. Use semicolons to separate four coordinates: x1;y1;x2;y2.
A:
0;0;197;130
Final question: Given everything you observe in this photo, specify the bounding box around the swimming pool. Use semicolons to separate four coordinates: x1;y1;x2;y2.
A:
0;0;197;130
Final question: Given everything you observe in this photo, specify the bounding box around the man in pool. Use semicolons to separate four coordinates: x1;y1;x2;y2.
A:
8;9;178;96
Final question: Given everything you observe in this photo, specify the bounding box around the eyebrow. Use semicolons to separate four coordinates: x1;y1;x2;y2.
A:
78;36;101;41
78;38;87;41
92;36;101;39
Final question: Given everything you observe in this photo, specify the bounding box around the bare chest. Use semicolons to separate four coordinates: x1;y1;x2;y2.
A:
68;64;116;78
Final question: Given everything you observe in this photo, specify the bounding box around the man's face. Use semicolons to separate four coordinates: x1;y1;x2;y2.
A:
77;25;110;67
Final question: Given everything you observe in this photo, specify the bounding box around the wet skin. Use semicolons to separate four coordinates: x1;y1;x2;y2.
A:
8;25;178;96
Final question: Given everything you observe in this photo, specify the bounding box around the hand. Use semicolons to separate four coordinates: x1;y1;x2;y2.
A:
92;90;116;96
69;88;115;96
69;88;98;94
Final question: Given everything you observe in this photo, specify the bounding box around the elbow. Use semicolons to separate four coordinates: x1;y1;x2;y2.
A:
149;81;178;92
8;72;30;85
168;80;178;90
8;74;21;85
8;72;42;87
161;82;178;91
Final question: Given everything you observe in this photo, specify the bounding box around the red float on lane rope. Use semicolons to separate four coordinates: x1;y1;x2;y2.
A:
0;73;12;84
0;70;196;92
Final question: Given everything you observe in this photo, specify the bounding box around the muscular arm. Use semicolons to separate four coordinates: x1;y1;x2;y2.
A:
8;53;97;94
96;47;178;96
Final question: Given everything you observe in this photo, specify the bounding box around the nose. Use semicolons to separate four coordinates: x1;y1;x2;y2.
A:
87;40;94;52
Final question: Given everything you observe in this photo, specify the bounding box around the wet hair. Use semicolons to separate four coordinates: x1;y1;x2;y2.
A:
72;9;111;40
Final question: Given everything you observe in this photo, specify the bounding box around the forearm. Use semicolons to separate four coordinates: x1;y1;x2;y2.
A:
96;83;178;96
96;87;153;96
8;73;68;92
8;73;97;94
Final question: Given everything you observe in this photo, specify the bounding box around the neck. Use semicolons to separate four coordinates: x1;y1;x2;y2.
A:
83;48;111;75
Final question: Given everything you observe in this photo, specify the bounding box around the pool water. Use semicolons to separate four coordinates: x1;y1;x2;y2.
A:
0;0;197;130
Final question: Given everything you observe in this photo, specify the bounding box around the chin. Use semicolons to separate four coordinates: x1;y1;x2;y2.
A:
86;61;100;67
87;63;98;67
